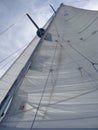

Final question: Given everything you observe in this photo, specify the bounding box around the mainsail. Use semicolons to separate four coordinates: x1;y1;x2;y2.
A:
0;4;98;129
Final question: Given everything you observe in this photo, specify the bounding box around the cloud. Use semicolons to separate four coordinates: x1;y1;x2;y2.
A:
0;0;98;77
84;0;98;10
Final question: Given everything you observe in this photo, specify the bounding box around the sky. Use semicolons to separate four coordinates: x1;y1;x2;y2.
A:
0;0;98;77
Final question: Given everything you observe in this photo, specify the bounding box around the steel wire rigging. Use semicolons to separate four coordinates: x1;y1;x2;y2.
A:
0;15;26;36
0;14;30;70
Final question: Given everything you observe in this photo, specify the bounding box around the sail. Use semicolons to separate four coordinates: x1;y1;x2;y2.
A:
0;4;98;129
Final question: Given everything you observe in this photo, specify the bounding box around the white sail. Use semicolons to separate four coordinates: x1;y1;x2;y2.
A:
0;4;98;129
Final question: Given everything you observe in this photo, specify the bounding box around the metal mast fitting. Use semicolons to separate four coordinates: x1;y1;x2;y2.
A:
26;13;45;38
50;4;56;14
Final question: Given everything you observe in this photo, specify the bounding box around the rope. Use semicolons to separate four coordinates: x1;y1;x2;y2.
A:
68;43;98;73
0;24;15;35
0;14;28;69
0;43;28;65
41;16;64;120
0;14;26;36
30;70;51;129
47;87;98;107
0;45;26;70
68;44;92;63
30;37;59;129
78;16;98;34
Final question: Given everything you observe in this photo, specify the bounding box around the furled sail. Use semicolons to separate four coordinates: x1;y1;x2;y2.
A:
0;4;98;129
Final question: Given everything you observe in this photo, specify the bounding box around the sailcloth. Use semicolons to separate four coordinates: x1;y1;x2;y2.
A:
0;4;98;129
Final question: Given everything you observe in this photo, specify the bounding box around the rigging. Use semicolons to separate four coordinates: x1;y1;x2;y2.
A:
26;13;45;38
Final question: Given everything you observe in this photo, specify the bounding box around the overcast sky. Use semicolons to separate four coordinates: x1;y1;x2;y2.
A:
0;0;98;77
